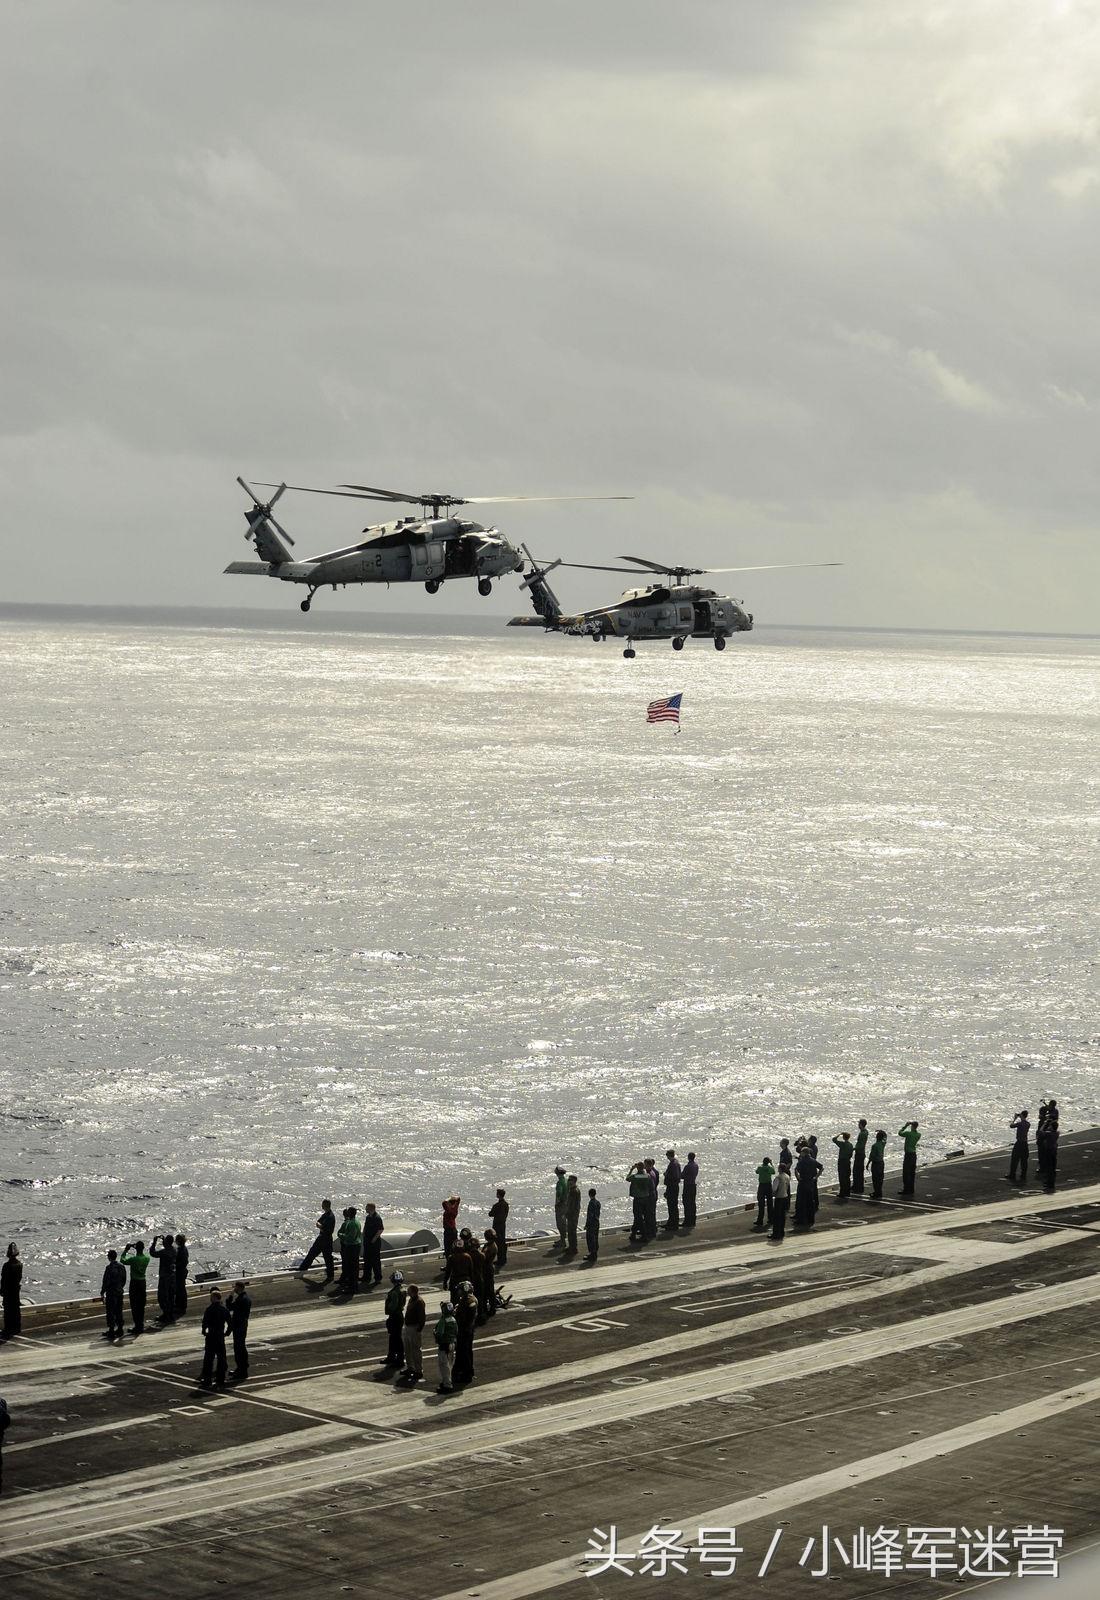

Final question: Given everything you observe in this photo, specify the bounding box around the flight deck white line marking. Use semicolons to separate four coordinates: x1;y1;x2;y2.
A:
5;1413;167;1454
5;1269;1100;1553
7;1181;1096;1383
433;1373;1100;1600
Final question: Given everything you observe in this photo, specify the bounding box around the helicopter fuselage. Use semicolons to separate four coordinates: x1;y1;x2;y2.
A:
286;517;522;588
566;584;753;641
228;506;524;604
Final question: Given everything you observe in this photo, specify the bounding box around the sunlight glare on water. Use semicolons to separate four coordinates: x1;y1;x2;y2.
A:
1;619;1097;1293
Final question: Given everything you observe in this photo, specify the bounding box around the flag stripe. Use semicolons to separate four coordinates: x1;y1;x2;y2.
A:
646;693;682;726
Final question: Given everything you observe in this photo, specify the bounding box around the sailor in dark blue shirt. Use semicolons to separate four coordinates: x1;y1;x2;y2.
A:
199;1289;230;1388
361;1203;384;1288
226;1281;252;1380
585;1190;601;1261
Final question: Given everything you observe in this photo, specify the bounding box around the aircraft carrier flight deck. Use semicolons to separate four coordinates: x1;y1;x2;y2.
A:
2;1134;1099;1599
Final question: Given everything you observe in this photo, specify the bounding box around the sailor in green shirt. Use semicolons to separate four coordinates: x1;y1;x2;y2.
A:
337;1207;362;1294
867;1130;887;1200
120;1241;151;1335
753;1159;775;1228
434;1301;458;1394
852;1121;869;1195
898;1120;921;1196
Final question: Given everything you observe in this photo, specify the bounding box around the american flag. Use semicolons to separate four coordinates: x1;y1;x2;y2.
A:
646;692;683;729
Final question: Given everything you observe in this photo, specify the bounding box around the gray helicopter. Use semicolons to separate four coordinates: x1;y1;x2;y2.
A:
509;547;841;657
225;478;629;613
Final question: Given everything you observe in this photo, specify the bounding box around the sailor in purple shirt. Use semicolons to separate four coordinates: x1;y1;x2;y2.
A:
681;1152;699;1228
662;1149;682;1230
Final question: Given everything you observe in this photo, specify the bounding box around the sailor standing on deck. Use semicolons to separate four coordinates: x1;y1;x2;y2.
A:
564;1176;582;1256
481;1231;498;1317
120;1241;150;1335
644;1159;660;1240
770;1167;791;1241
337;1207;362;1294
807;1136;822;1216
150;1232;177;1324
1008;1111;1031;1184
99;1250;126;1341
682;1152;699;1228
754;1158;775;1229
361;1202;384;1288
794;1148;821;1227
489;1189;509;1267
445;1234;475;1298
399;1284;426;1383
852;1121;869;1195
585;1189;601;1261
553;1167;568;1249
226;1281;251;1380
1;1244;23;1340
441;1195;461;1262
299;1199;336;1279
627;1163;649;1242
434;1300;458;1394
174;1234;189;1315
452;1283;478;1386
868;1130;887;1200
199;1289;230;1388
897;1121;921;1196
1037;1104;1059;1192
460;1230;485;1319
383;1272;406;1366
832;1133;854;1202
663;1150;682;1230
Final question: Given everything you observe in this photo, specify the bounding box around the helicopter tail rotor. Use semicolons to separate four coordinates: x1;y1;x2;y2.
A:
510;543;564;628
237;476;296;564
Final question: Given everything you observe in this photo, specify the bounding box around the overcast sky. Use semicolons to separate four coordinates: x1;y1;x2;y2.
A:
3;0;1099;630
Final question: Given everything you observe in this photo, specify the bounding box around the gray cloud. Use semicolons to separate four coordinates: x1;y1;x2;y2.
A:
2;0;1098;629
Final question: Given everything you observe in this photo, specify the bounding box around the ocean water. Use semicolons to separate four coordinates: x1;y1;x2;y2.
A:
2;616;1097;1297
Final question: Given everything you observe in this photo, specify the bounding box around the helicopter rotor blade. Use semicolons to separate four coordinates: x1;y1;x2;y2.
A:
618;553;842;575
535;560;658;573
538;556;843;577
254;481;407;504
617;554;677;571
267;515;296;548
703;561;844;573
462;493;633;504
257;482;634;510
339;483;426;502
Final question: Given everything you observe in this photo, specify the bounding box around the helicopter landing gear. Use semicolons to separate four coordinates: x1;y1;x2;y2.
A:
672;636;685;651
623;646;636;659
714;634;726;651
425;579;440;594
300;592;314;613
477;578;492;597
